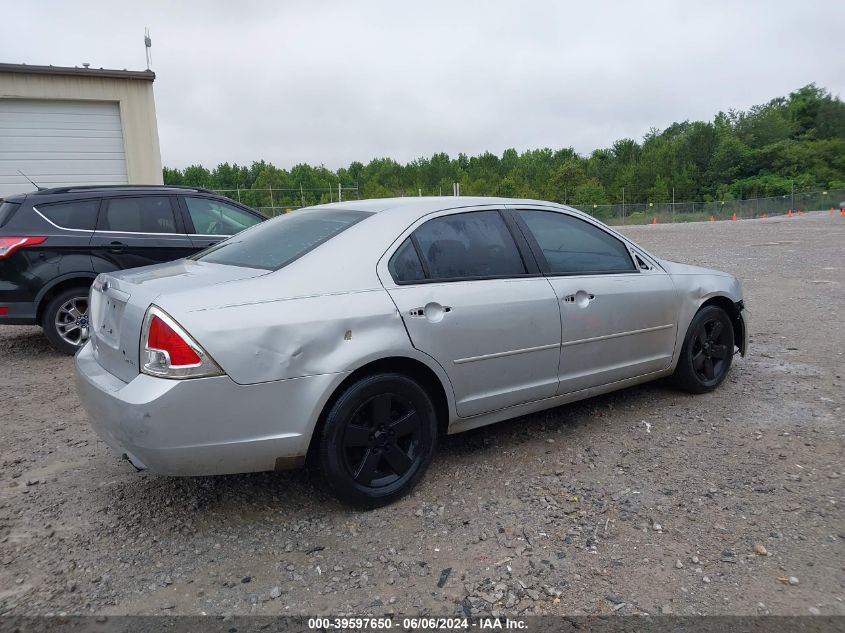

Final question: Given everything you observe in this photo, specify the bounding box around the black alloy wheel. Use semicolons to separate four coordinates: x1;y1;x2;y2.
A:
312;373;438;508
672;305;735;393
342;392;423;487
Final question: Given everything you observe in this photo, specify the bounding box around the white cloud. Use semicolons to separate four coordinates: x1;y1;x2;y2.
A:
3;0;843;169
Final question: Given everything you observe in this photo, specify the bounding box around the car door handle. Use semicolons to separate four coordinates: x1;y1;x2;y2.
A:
108;241;126;253
409;303;452;320
562;291;595;306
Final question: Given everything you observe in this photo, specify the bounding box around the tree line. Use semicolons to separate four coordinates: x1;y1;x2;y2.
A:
163;84;845;208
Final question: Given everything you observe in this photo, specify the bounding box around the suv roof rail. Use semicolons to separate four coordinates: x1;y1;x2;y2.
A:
33;184;218;195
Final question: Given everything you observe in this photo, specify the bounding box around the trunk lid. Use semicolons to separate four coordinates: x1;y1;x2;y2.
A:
89;259;268;383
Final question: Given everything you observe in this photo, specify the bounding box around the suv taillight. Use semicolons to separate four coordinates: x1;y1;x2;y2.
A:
0;236;46;259
140;305;223;379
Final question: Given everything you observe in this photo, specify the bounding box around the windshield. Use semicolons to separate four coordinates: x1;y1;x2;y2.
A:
191;209;372;270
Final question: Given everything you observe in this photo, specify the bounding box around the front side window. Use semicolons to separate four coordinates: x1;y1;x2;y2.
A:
519;210;635;274
193;209;371;270
100;197;177;234
36;199;99;231
185;197;262;235
412;210;525;281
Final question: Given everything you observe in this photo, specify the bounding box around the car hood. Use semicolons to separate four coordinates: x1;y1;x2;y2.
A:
657;259;735;278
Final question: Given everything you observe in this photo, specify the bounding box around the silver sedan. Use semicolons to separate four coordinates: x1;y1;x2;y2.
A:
74;197;748;506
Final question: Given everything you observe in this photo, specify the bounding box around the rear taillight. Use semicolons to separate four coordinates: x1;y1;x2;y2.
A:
140;305;223;379
0;236;47;259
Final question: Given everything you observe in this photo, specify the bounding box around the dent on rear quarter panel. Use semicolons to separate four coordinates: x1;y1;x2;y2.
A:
176;289;411;385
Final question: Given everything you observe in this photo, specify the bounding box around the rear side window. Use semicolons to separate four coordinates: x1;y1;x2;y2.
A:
99;197;177;234
0;201;20;228
388;238;426;282
35;200;100;230
412;210;526;281
519;210;635;274
184;197;262;235
193;209;372;270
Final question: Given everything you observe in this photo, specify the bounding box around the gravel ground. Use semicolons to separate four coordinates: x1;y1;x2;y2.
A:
1;212;843;617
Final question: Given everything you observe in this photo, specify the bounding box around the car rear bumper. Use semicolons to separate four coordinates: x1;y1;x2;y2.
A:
0;301;37;325
74;341;343;476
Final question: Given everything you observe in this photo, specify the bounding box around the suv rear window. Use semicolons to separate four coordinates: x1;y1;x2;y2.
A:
0;201;20;228
35;199;100;231
193;209;371;270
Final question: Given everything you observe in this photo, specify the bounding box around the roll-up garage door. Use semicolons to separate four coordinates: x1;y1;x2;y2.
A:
0;99;128;197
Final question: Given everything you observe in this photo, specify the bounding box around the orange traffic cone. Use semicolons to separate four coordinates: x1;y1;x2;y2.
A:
731;212;737;221
651;217;657;225
787;210;793;217
709;215;715;222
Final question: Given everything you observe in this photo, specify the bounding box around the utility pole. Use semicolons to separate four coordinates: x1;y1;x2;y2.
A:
672;187;675;217
338;182;342;202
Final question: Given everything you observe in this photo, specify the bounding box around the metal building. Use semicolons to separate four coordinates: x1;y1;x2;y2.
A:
0;63;163;198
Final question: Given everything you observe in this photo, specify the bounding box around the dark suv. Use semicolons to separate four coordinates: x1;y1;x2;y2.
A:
0;185;265;354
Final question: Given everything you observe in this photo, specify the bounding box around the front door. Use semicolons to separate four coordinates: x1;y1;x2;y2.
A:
514;208;681;394
179;195;264;250
381;209;562;417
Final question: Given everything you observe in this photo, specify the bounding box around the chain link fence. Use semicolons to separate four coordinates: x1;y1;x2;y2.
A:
570;188;845;225
212;185;360;217
214;185;845;223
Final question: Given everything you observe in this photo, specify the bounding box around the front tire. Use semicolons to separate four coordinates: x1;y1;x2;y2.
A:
672;305;735;393
312;373;438;508
42;287;91;355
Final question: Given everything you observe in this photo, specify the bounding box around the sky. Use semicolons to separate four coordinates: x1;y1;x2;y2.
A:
2;0;843;170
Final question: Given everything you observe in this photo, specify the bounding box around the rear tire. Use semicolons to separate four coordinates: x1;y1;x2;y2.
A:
672;305;735;394
42;287;91;355
311;373;438;508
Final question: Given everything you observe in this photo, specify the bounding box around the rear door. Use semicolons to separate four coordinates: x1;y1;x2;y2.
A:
379;207;562;418
178;196;264;250
90;195;195;273
31;198;100;275
513;208;681;394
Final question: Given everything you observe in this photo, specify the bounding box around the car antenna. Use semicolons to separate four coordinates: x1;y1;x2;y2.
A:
18;170;45;191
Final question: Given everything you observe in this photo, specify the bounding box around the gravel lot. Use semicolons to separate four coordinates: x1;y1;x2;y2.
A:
1;212;843;617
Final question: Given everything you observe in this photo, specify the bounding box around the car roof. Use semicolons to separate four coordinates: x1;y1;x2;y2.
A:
309;196;589;225
304;196;650;260
312;196;566;215
1;185;226;204
33;185;216;196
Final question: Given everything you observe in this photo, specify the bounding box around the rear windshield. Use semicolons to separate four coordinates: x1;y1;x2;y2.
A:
192;209;372;270
0;201;21;228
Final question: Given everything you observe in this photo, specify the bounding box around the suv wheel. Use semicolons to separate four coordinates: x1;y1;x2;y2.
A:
42;287;91;355
311;373;438;508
